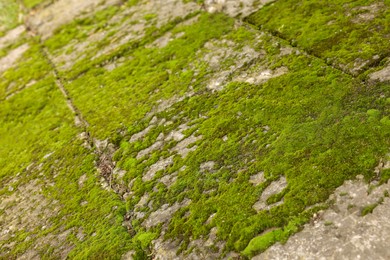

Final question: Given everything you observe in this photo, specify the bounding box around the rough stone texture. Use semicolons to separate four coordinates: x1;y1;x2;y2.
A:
350;2;385;23
369;63;390;82
201;38;262;91
1;0;390;259
0;25;25;50
49;0;199;71
171;134;203;158
160;172;178;188
253;176;287;211
136;140;164;159
0;179;72;258
200;161;216;172
0;43;29;73
147;92;194;117
165;123;190;142
129;116;158;143
78;174;88;188
1;180;55;238
150;224;242;260
204;0;277;17
234;66;288;85
26;0;122;39
258;176;390;259
136;123;196;159
143;198;191;229
91;0;198;58
147;31;186;49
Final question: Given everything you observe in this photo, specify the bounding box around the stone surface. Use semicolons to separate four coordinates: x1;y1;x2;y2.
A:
0;25;25;50
171;134;203;158
1;0;390;259
249;171;265;186
26;0;122;39
253;175;287;211
369;64;390;82
143;198;191;228
258;177;390;259
48;0;199;71
143;156;174;182
0;43;29;73
204;0;277;17
0;179;72;258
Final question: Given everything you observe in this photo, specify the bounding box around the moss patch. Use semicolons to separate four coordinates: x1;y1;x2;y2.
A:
246;0;390;75
0;0;20;34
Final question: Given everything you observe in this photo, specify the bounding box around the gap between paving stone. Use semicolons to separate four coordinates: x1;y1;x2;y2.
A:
203;0;379;79
19;0;129;210
20;2;89;128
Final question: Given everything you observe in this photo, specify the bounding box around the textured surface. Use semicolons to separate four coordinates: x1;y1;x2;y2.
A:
0;0;389;259
260;175;390;260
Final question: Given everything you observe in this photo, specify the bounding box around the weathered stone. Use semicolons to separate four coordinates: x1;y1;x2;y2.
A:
249;171;265;186
0;25;25;50
258;178;390;259
171;134;202;158
369;64;390;82
0;43;29;73
253;176;287;211
143;198;191;228
26;0;122;39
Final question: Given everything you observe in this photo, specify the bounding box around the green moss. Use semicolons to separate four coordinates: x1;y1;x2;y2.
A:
0;68;133;259
0;0;20;34
0;77;74;180
22;0;48;9
380;169;390;184
120;25;388;256
54;12;233;139
246;0;390;74
0;42;52;99
1;2;390;258
44;5;120;52
242;229;283;257
92;14;388;255
361;197;383;216
133;231;158;249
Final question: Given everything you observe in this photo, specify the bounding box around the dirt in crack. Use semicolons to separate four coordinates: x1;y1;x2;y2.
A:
93;138;130;198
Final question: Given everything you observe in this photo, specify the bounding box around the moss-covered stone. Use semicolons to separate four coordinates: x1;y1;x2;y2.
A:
1;0;389;258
